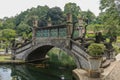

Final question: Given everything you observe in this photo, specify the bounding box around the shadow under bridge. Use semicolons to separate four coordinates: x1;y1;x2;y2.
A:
26;45;54;62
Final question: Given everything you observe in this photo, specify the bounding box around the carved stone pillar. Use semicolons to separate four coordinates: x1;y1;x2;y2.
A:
67;13;73;38
47;17;52;26
66;13;73;48
78;17;84;38
32;20;38;45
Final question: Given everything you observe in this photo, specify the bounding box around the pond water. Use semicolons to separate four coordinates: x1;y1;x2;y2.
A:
0;62;76;80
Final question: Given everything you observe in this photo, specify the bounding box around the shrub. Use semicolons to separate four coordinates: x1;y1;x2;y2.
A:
87;43;106;57
112;44;120;54
86;33;95;38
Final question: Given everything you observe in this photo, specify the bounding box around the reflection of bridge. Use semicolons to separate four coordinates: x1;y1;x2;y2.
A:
11;65;60;80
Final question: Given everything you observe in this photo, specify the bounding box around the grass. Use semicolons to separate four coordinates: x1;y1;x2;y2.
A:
0;55;25;63
0;55;11;61
0;49;4;51
117;36;120;43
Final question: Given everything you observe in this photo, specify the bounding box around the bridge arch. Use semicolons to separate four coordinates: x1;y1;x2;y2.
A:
26;45;53;61
25;44;81;68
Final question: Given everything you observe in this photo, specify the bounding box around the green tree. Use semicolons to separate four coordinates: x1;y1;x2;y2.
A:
78;10;96;38
99;0;120;37
0;19;3;29
2;17;16;29
26;15;39;27
2;29;16;41
15;10;29;26
26;6;49;27
47;7;65;25
81;10;96;24
16;22;31;36
64;2;81;22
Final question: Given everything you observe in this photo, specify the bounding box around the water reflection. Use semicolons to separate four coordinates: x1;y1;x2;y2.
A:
0;66;11;80
0;63;75;80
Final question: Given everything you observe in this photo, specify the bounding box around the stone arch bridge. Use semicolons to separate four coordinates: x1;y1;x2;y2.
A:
12;23;91;70
11;10;119;80
12;13;99;75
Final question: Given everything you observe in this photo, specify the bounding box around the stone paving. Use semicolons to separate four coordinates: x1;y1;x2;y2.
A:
104;54;120;80
73;54;120;80
115;53;120;61
104;61;120;80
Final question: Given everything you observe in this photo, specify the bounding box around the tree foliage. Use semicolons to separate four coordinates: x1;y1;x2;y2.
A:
64;2;81;22
81;10;96;24
99;0;120;36
47;7;65;25
1;29;16;41
16;22;31;36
